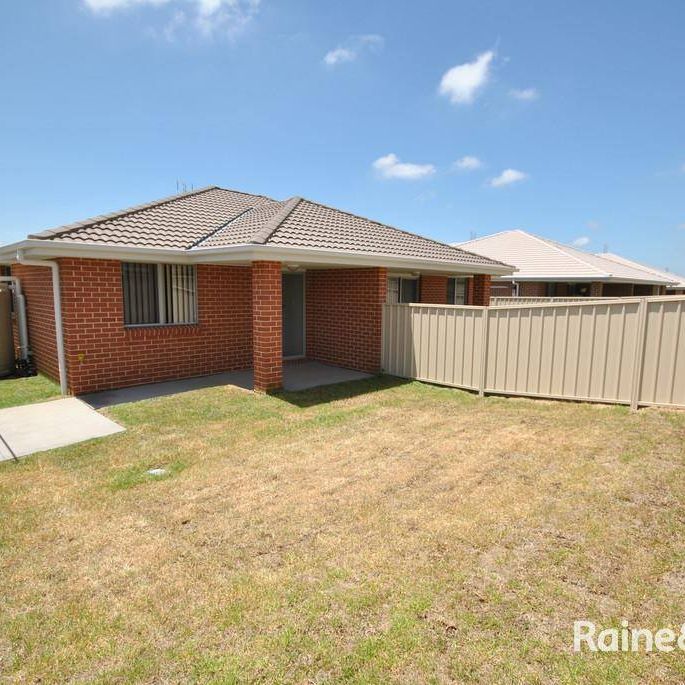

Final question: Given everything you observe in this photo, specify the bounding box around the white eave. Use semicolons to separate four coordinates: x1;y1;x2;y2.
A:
0;239;515;277
493;273;676;286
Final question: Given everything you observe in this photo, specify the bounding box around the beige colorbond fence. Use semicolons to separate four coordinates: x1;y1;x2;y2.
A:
491;296;603;306
381;296;685;409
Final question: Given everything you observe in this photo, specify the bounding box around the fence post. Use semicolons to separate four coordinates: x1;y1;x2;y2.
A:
478;307;490;397
629;298;649;411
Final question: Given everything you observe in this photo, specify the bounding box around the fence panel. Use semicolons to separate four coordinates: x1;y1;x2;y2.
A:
639;298;685;407
382;305;484;390
381;296;685;409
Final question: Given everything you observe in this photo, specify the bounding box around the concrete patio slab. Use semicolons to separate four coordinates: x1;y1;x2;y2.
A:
81;362;373;408
0;398;124;461
283;362;372;391
82;370;253;409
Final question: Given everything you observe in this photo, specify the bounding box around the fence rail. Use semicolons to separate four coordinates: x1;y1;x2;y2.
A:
381;296;685;409
491;296;604;305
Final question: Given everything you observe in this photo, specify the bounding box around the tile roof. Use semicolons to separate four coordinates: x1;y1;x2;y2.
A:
29;186;508;269
269;199;497;265
599;253;685;289
458;229;676;284
31;187;273;250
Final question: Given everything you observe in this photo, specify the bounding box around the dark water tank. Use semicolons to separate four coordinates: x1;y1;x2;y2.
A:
0;284;14;377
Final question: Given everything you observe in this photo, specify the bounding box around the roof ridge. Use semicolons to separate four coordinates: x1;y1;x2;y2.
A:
455;229;519;246
29;185;220;240
290;197;512;267
250;197;302;244
213;186;274;203
188;206;257;249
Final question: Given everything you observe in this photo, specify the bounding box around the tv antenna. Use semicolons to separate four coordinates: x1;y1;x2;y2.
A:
176;180;195;193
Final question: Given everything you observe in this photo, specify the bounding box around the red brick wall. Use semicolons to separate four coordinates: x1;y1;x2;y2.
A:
518;282;548;297
419;275;448;304
10;264;59;382
53;259;252;394
252;261;282;392
491;280;515;297
472;274;492;306
306;268;387;374
590;281;604;297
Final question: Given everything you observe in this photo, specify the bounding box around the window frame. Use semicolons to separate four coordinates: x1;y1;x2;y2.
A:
447;277;468;305
122;262;198;328
387;276;419;304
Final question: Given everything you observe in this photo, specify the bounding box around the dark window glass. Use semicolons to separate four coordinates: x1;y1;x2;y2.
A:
400;278;418;303
122;263;197;326
447;277;467;304
122;263;159;325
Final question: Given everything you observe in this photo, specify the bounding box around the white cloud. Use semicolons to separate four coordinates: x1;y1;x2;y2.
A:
323;34;384;67
83;0;260;39
373;153;436;180
489;168;528;188
510;87;539;101
454;155;483;171
438;50;494;105
323;48;355;66
572;236;591;248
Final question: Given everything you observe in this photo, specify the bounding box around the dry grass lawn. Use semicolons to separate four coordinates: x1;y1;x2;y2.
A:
1;375;685;683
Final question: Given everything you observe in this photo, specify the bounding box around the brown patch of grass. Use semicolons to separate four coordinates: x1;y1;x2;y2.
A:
1;377;685;683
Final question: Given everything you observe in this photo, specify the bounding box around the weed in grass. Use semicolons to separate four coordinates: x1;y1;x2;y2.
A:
108;459;187;491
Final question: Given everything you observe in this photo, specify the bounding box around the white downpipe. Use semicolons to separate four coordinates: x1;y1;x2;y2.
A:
0;276;29;359
15;250;67;395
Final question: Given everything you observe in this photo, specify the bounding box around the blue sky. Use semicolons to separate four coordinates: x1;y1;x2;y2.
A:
1;0;684;272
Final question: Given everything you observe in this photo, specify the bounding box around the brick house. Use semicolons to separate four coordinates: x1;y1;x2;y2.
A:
0;186;512;394
457;230;677;298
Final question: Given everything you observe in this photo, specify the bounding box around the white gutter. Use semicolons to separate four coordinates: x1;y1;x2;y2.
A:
15;250;67;395
0;239;516;276
491;274;673;286
0;276;29;359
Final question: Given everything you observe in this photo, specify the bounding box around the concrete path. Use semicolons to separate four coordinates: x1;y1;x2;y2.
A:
82;370;253;409
0;398;124;461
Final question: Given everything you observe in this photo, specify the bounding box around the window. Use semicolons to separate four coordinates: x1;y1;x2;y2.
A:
569;282;592;297
447;277;467;305
387;277;419;304
122;263;197;326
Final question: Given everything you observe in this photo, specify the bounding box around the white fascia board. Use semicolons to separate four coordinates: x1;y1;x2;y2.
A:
192;244;515;275
0;239;515;276
494;273;674;286
0;239;195;264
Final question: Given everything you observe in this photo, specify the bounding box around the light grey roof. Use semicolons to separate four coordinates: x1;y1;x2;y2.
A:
457;229;676;284
29;186;509;270
599;253;685;289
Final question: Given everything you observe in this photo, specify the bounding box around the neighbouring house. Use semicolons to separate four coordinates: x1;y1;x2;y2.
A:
598;253;685;296
456;230;677;298
0;186;512;395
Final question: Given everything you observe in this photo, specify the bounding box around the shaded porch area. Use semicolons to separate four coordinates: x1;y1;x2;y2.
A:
81;361;373;408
